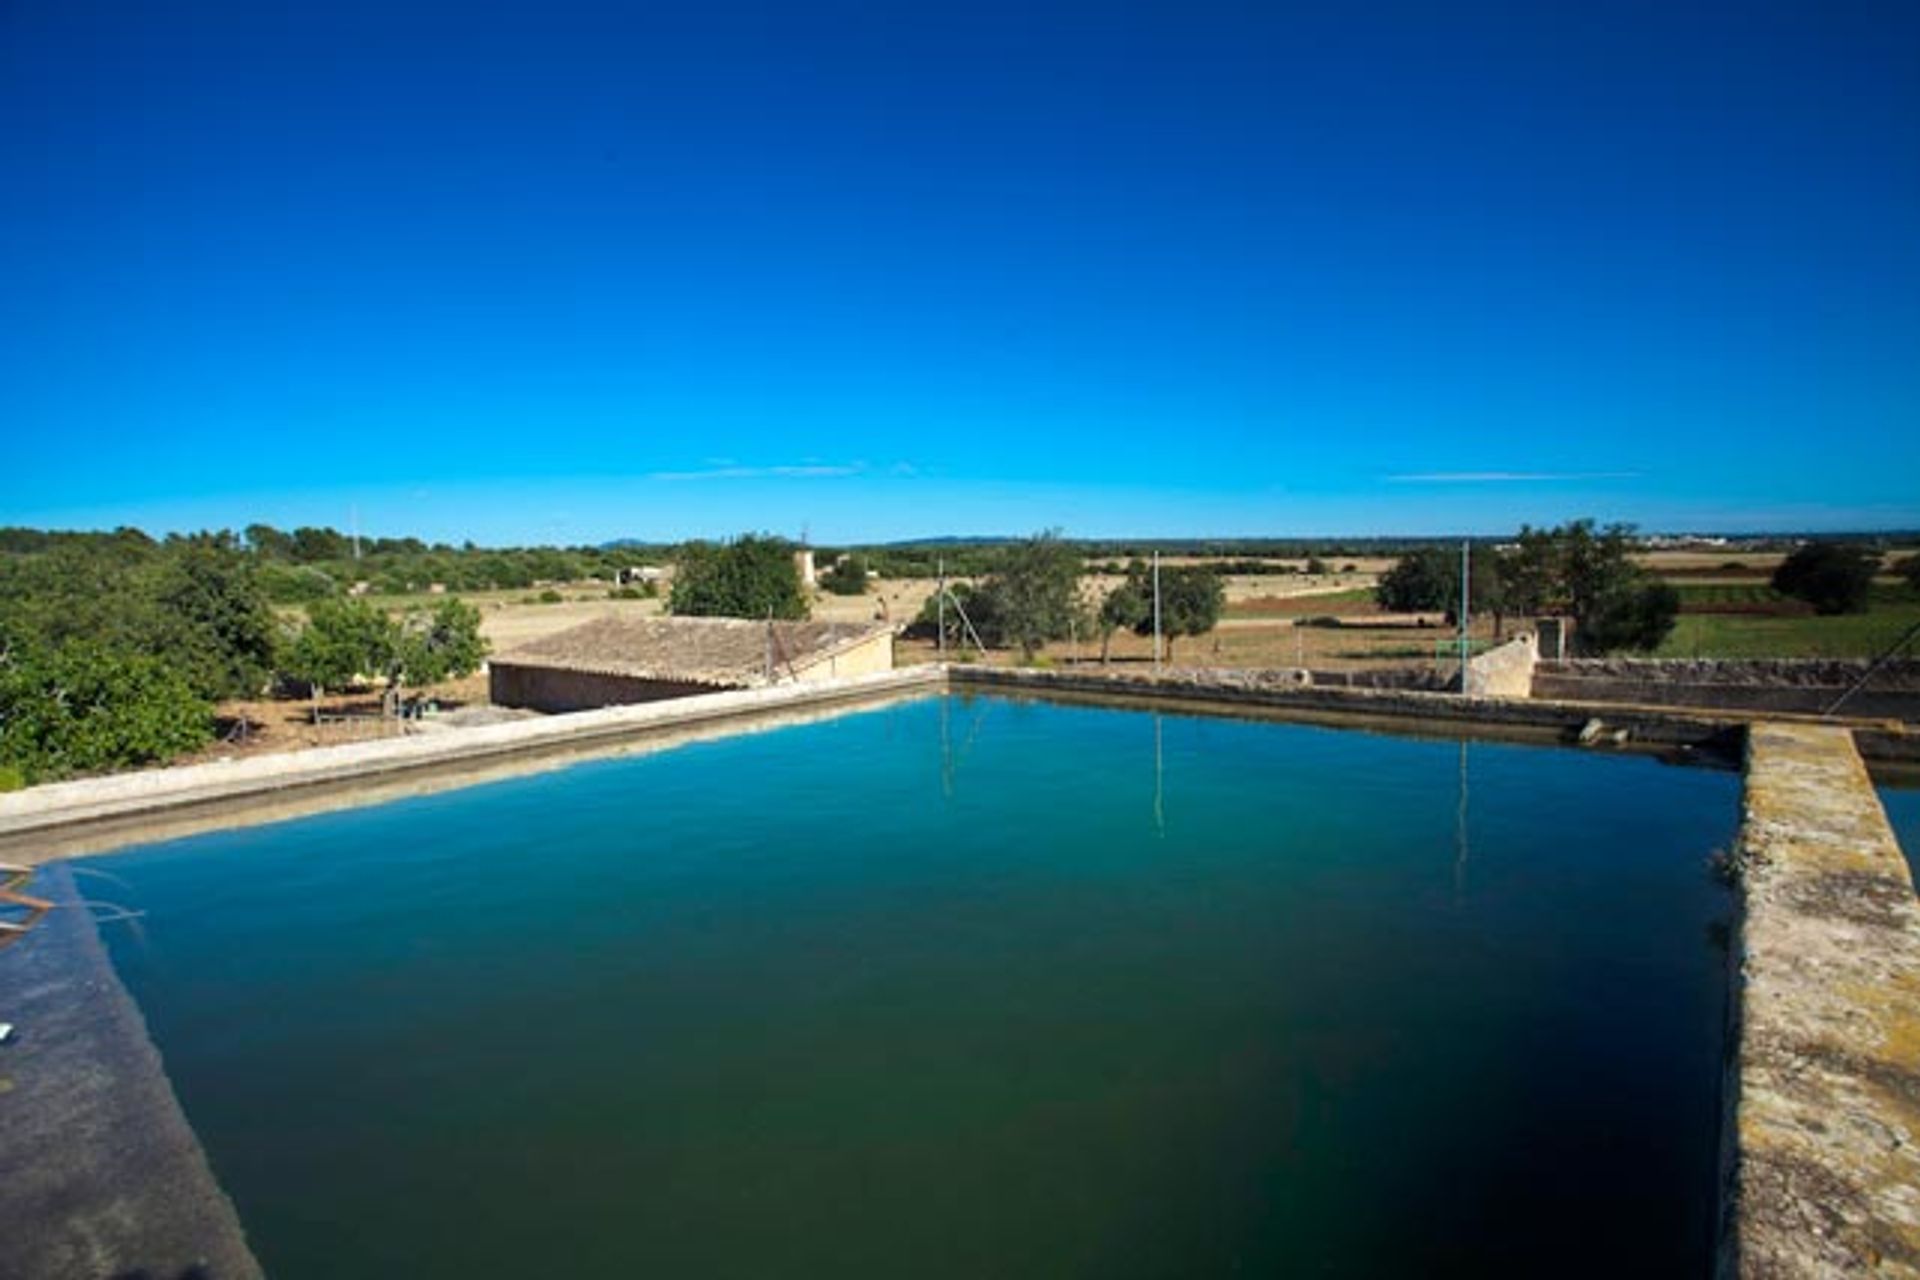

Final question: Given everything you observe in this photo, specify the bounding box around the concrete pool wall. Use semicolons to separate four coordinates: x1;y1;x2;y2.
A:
3;662;1918;1277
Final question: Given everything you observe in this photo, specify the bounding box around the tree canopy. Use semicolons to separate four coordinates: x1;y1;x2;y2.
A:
977;531;1083;659
820;553;871;596
1772;543;1880;615
670;535;810;620
1140;564;1225;661
0;627;211;784
280;597;487;695
1373;521;1678;654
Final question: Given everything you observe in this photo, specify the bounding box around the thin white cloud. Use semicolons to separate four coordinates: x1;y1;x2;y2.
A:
647;463;862;482
1385;470;1641;484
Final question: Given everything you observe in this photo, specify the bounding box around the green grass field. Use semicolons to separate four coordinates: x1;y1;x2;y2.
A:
1656;587;1920;659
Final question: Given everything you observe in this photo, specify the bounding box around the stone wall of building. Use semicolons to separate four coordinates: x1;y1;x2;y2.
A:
489;663;719;714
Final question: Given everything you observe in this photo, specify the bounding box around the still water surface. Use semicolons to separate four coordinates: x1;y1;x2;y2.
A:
93;695;1739;1278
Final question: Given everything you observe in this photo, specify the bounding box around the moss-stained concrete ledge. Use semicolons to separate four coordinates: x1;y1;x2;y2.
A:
1724;723;1920;1278
0;864;264;1279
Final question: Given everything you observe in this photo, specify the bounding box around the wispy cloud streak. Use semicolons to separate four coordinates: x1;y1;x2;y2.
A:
1385;470;1641;484
647;463;862;482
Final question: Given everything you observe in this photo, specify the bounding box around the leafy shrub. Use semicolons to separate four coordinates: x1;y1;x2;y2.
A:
820;554;871;596
0;634;211;783
538;589;564;603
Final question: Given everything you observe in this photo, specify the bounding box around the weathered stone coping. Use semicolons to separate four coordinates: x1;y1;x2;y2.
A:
1722;723;1920;1278
949;664;1919;767
0;665;944;864
0;863;264;1279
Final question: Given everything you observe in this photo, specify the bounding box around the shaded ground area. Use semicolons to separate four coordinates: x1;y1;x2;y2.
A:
0;864;262;1280
197;671;490;762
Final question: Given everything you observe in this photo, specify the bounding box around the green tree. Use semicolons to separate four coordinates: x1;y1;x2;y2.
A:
1098;562;1151;664
0;629;211;784
282;598;395;693
1494;526;1559;621
820;554;871;596
671;535;809;620
290;526;353;563
1375;548;1455;613
1141;565;1225;662
392;599;488;689
1580;580;1681;653
1378;544;1508;627
1899;554;1920;595
1772;543;1880;615
245;523;295;559
980;531;1082;660
147;537;280;699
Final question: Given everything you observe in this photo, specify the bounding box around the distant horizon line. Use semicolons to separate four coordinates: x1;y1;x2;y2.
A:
6;520;1918;551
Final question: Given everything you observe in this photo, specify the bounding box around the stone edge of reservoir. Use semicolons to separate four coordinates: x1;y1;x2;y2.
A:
1725;723;1920;1279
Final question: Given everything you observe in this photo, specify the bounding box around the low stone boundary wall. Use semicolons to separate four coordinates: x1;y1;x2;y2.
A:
948;664;1920;765
1721;724;1920;1277
1535;658;1920;722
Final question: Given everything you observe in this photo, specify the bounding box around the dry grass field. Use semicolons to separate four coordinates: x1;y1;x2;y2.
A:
222;545;1915;752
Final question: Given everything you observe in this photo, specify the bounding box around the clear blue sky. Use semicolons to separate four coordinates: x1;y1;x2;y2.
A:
4;1;1916;545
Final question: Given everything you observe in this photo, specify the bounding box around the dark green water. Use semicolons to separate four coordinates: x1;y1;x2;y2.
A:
91;695;1738;1278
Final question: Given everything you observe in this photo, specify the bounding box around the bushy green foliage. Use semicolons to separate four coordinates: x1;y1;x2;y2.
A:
258;562;338;603
282;598;396;692
0;531;275;700
671;535;809;620
1375;521;1678;653
147;537;280;699
1148;566;1226;660
1771;543;1880;615
393;599;488;687
1375;548;1456;613
977;531;1083;659
1580;580;1682;653
0;630;211;783
1901;554;1920;594
281;597;487;694
820;554;871;596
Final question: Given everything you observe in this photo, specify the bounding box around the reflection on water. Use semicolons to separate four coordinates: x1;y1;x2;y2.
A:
1455;739;1471;903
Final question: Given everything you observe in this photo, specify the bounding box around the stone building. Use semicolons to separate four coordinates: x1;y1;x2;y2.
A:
488;615;893;713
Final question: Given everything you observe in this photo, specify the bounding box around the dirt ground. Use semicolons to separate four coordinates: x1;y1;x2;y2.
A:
198;672;492;762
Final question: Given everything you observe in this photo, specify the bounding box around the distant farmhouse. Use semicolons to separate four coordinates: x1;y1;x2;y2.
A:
489;615;893;713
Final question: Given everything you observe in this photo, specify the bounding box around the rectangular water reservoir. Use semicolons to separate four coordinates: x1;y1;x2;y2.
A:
82;695;1738;1278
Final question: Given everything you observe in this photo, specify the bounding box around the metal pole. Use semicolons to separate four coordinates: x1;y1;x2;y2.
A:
937;557;946;659
1152;550;1163;669
1459;540;1470;693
